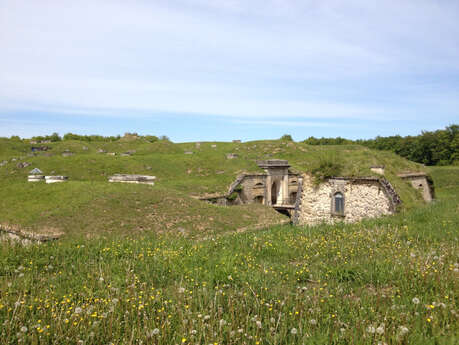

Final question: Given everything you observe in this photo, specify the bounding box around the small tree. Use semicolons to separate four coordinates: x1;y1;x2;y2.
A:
280;134;293;141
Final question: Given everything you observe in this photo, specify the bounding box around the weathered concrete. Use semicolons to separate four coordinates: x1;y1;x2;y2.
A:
28;175;45;182
397;172;433;202
370;166;385;175
108;174;156;185
45;176;68;184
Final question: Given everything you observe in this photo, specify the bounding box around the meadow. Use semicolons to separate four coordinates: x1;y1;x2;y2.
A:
0;137;426;237
0;166;457;344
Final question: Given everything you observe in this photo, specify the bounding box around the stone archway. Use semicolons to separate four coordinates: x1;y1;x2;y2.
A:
271;181;278;205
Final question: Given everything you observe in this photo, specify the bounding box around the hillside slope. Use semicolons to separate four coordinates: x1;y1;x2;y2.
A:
0;138;426;237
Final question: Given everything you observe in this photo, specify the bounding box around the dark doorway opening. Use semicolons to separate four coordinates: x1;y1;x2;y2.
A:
271;182;278;205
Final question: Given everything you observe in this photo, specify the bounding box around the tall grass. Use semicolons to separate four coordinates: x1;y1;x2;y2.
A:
1;175;457;344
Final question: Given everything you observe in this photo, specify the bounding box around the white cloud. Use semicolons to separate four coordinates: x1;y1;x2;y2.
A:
0;0;458;123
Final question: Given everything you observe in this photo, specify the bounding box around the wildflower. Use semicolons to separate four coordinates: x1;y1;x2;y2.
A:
191;330;197;335
178;287;185;294
181;338;186;343
219;319;227;327
20;326;28;333
367;326;376;334
376;325;384;334
290;328;298;334
399;326;409;335
270;317;275;323
237;328;243;333
309;319;317;325
74;307;82;314
152;328;160;335
412;297;420;305
256;320;262;329
204;315;210;321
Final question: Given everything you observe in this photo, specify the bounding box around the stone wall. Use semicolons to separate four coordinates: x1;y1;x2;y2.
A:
397;173;433;202
297;174;394;225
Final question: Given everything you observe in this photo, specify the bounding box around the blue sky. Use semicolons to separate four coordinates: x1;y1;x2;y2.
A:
1;0;458;142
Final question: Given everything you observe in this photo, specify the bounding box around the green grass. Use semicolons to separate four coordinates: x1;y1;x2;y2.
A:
1;138;427;236
0;165;457;344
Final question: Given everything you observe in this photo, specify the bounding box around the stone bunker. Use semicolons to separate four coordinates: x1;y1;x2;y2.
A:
202;159;433;225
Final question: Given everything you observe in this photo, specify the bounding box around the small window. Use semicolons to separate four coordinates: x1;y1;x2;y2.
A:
333;192;344;215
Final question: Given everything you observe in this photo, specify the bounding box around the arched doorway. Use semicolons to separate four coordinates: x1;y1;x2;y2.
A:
271;181;278;205
254;195;264;204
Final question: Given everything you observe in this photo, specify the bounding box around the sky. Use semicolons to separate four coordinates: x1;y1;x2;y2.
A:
1;0;458;142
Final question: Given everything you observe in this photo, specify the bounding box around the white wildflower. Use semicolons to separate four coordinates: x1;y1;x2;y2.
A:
256;320;262;329
178;287;185;294
290;328;298;335
219;319;227;327
20;326;28;333
376;325;385;334
204;315;210;321
367;326;376;334
152;328;160;335
74;307;82;314
237;328;243;333
191;330;197;335
270;317;275;324
399;326;409;335
412;297;420;304
309;319;317;325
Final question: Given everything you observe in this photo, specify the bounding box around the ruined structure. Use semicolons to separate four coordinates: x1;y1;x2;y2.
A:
295;175;400;225
108;174;156;185
203;159;422;225
397;172;434;202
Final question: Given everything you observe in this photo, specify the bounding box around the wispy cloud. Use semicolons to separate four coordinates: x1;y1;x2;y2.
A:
0;0;458;139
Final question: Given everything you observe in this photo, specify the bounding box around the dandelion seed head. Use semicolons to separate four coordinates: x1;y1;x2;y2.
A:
412;297;420;304
290;328;298;334
399;326;409;335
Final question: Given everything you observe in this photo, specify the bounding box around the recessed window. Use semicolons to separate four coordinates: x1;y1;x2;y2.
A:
333;192;344;215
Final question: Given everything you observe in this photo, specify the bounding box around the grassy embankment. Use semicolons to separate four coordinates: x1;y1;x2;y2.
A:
0;162;457;344
0;138;426;237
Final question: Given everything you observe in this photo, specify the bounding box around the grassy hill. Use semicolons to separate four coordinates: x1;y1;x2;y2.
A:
0;164;457;344
0;137;427;237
